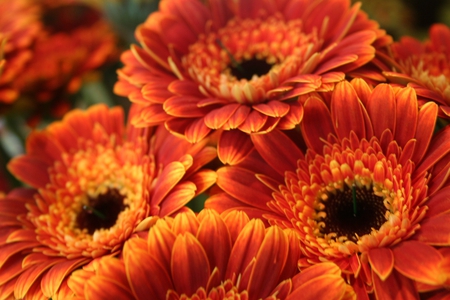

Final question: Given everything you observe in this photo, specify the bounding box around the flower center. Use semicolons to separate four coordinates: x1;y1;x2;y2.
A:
42;3;101;33
316;183;388;242
182;16;319;104
229;57;274;80
76;188;128;234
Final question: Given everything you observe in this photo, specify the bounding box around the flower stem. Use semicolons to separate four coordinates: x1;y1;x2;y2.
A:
216;38;244;73
83;205;106;220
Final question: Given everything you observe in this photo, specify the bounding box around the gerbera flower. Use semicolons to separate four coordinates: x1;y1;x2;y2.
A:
11;0;117;119
68;209;355;300
207;79;450;298
384;23;450;118
115;0;391;164
1;104;217;299
0;0;41;104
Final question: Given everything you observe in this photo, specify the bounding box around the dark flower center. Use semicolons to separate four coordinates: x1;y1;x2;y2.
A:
317;184;387;242
230;58;274;80
76;188;127;234
42;4;101;34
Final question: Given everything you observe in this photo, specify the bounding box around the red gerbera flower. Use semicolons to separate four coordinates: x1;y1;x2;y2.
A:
68;209;355;300
1;104;216;299
115;0;391;164
207;79;450;298
0;0;41;104
11;0;118;120
384;23;450;118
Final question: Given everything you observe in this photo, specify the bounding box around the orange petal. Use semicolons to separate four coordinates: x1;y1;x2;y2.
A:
394;87;418;147
204;103;241;129
217;130;254;165
237;110;268;133
133;104;169;126
251;129;304;176
85;276;135;300
301;95;335;153
14;259;63;299
171;233;210;297
163;96;210;117
276;101;304;130
247;226;289;299
425;186;450;217
252;100;290;118
415;214;450;246
184;118;212;143
159;181;197;216
288;273;346;300
225;219;265;280
331;81;366;140
366;84;396;138
196;209;232;280
221;210;250;244
393;241;445;285
172;209;199;236
147;220;177;271
413;103;442;174
216;167;273;210
7;156;50;189
124;243;173;300
151;161;187;207
373;269;419;300
41;258;89;297
368;247;394;281
223;105;251;130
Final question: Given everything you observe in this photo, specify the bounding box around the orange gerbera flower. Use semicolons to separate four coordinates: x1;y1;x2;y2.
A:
1;104;216;299
68;209;355;300
384;23;450;118
115;0;391;164
0;0;41;104
11;0;117;119
207;79;450;298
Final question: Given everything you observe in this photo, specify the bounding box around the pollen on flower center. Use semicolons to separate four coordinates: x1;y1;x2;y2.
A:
183;16;319;104
316;183;388;242
76;188;128;234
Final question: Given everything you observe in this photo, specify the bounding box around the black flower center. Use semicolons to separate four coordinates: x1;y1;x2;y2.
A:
317;184;387;242
229;58;274;80
76;188;127;234
42;4;101;34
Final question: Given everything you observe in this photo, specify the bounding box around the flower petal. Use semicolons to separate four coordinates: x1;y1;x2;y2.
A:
373;269;419;300
41;258;89;297
366;84;396;137
331;81;366;140
368;247;394;281
252;129;304;176
151;161;187;207
393;241;445;285
171;233;210;297
124;241;173;300
216;167;274;210
196;210;232;280
218;130;254;165
414;214;450;246
247;226;289;299
225;219;265;280
85;276;135;300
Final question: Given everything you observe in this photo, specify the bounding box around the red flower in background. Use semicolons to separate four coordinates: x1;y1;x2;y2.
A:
115;0;391;164
68;209;355;300
0;0;41;104
207;79;450;298
1;104;216;299
385;23;450;118
11;0;118;123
